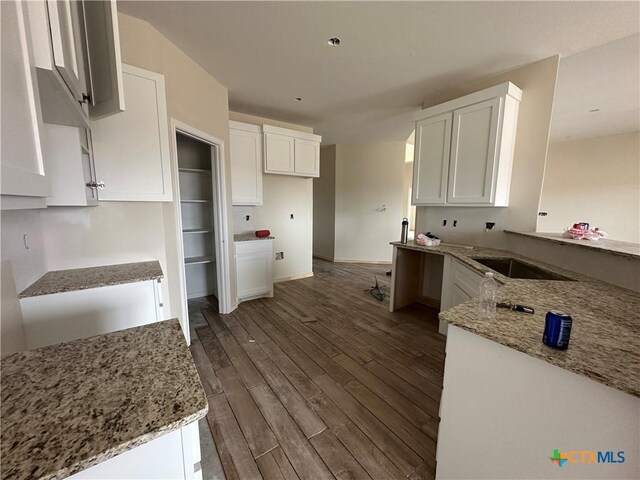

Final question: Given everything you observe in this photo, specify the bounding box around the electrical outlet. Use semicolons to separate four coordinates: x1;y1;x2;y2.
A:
442;220;447;226
290;214;294;220
275;252;284;260
245;215;250;221
453;220;458;227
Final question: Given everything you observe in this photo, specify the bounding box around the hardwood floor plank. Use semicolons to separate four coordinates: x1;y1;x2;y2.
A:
335;354;438;439
249;383;334;479
190;339;222;396
288;333;355;385
408;459;437;480
309;429;372;480
195;326;232;371
207;393;263;480
308;323;372;365
216;328;266;389
271;446;301;480
313;374;422;476
344;380;437;464
259;315;325;379
260;340;321;400
203;308;231;336
364;361;440;419
256;451;286;480
356;332;444;388
221;313;270;364
232;309;272;343
308;393;406;480
217;366;279;459
254;357;327;439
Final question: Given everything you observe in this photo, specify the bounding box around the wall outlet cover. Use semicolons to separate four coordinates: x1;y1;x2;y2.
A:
275;252;284;260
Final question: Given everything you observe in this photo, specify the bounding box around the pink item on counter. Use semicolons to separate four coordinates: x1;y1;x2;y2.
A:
563;224;608;241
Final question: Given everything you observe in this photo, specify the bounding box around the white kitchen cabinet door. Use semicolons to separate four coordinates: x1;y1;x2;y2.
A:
82;0;125;119
230;123;263;205
447;97;501;205
91;64;172;201
412;112;452;205
294;138;320;177
21;279;164;350
46;0;88;103
264;133;295;174
42;124;98;206
235;240;274;302
0;0;49;208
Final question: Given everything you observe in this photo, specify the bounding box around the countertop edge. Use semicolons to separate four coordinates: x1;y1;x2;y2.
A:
441;318;638;399
19;261;164;299
504;230;640;260
53;405;208;480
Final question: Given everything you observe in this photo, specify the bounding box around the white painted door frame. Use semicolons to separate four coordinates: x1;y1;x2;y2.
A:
170;119;232;343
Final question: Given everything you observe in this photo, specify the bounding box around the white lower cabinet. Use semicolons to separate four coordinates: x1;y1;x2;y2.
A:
235;240;274;302
439;256;484;335
20;279;164;350
68;423;199;480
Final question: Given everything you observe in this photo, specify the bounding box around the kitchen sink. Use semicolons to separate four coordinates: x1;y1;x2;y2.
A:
470;257;575;281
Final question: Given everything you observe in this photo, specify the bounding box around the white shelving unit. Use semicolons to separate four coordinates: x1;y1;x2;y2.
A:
177;133;218;300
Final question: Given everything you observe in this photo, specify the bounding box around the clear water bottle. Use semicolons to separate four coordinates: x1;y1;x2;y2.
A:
479;272;497;319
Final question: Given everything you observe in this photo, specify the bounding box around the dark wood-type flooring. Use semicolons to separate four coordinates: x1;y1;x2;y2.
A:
189;258;446;480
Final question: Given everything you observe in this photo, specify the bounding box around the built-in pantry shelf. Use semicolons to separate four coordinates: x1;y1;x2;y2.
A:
178;167;211;174
184;256;215;266
182;228;212;235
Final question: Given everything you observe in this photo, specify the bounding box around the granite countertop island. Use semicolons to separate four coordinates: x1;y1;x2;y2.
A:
0;319;208;480
392;241;640;398
19;261;164;299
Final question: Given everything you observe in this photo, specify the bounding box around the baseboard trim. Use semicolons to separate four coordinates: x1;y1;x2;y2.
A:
313;254;335;262
274;272;314;283
333;259;393;265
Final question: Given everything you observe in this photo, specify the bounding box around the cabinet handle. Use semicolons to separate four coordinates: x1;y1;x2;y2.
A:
86;181;106;190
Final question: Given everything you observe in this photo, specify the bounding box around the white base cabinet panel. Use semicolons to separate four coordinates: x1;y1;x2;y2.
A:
437;326;639;479
21;279;164;349
68;423;199;480
235;240;274;302
439;256;484;335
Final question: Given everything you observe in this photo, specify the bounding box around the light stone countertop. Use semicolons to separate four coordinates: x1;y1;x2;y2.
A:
504;230;640;260
19;261;164;299
392;241;640;398
234;233;275;242
0;319;208;480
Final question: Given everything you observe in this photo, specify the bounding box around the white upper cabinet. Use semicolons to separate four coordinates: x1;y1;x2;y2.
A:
294;138;320;177
27;0;124;128
229;121;263;205
412;112;452;205
0;1;49;209
263;125;321;178
412;82;521;207
90;64;172;202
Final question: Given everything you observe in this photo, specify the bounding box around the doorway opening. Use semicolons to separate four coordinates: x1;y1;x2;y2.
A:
172;121;230;344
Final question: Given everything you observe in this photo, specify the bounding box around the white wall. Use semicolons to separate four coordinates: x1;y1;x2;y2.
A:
313;145;336;260
1;210;47;355
334;142;406;263
229;112;315;282
415;56;560;248
538;131;640;243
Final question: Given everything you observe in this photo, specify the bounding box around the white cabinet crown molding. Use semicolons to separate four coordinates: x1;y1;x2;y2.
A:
262;124;321;143
414;81;522;122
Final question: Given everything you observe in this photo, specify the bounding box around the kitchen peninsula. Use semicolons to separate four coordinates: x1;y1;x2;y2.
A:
390;240;640;478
